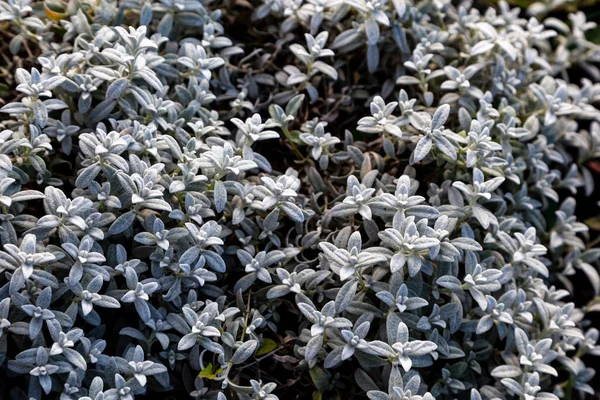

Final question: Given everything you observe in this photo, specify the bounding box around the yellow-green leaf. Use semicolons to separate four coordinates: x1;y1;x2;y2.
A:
0;84;9;98
256;338;278;356
585;216;600;231
198;363;222;380
44;0;68;20
309;366;329;392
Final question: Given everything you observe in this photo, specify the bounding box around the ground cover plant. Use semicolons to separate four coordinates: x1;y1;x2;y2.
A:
0;0;600;398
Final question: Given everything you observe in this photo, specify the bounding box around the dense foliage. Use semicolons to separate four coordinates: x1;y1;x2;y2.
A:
0;0;600;398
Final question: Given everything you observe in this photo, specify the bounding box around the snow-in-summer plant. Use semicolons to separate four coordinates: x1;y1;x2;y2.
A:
0;0;599;398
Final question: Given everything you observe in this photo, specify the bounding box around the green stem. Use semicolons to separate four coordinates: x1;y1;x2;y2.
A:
564;374;574;400
587;234;600;249
281;124;304;160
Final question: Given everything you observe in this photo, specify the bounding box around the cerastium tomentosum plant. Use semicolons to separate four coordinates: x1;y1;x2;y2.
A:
0;0;599;398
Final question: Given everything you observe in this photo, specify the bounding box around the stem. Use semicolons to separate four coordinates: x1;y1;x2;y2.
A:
587;234;600;249
235;346;284;372
564;374;574;400
281;124;304;160
240;290;252;342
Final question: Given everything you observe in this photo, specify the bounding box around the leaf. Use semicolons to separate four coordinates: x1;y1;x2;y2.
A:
0;102;30;114
312;61;338;80
213;180;227;213
433;135;457;160
391;0;406;17
90;100;116;123
32;101;48;128
0;83;9;98
279;202;304;223
135;68;163;92
585;216;600;231
231;340;258;364
75;163;101;189
63;348;88;371
412;136;432;164
140;199;172;212
432;104;450;130
436;276;463;291
324;346;343;368
309;366;329;392
470;40;495;56
396;76;420;85
451;237;482;251
10;190;45;202
106;78;129;100
256;338;278;356
305;335;323;361
491;365;522;378
198;363;222;379
109;210;136;235
267;285;290;299
203;251;226;273
140;2;153;25
286;94;305;116
335;279;358;313
364;17;380;45
588;160;600;174
367;43;380;74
